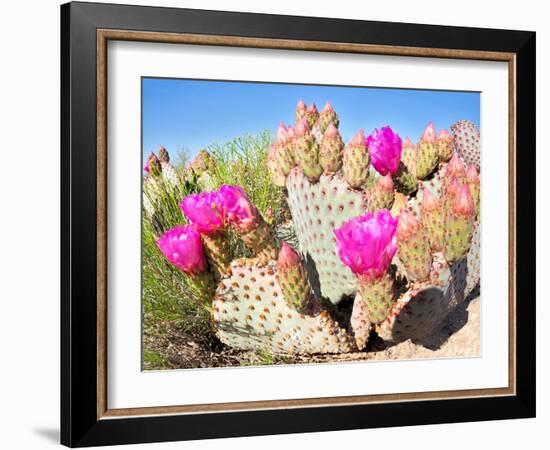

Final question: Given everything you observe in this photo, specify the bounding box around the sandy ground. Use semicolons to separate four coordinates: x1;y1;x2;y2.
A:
369;295;480;361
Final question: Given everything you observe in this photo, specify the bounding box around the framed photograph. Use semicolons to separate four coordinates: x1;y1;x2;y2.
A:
61;1;535;447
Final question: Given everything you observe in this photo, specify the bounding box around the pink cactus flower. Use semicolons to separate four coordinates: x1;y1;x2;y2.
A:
156;225;207;274
179;191;227;235
277;241;302;270
143;163;150;174
366;126;403;176
420;122;437;143
334;209;398;282
452;184;475;218
219;185;259;233
296;99;306;112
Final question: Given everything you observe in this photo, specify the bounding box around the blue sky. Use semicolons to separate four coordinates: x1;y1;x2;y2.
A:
142;78;480;164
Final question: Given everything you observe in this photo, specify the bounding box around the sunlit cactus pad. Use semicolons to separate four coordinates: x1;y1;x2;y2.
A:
451;119;480;170
286;168;365;303
212;260;356;354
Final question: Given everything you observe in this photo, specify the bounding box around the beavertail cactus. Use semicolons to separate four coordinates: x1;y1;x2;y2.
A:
451;119;480;170
154;100;481;356
212;261;355;354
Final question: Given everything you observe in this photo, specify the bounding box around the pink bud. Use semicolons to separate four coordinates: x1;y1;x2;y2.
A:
156;225;207;274
285;126;295;141
276;122;288;144
219;185;259;233
378;174;394;192
295;117;310;136
421;188;439;211
147;151;161;176
452;184;475;218
446;176;461;199
445;153;466;178
403;137;416;151
437;129;453;142
420;122;437;144
324;122;339;138
158;146;169;163
179;191;227;235
143;163;150;174
334;209;398;282
277;241;302;270
306;103;318;115
349;129;366;148
321;101;334;114
366;126;402;176
296;99;306;111
466;164;480;183
397;211;421;240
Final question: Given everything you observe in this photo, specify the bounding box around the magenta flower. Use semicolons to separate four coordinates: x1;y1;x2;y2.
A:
156;225;207;274
334;209;398;282
366;126;402;176
219;185;259;233
143;163;150;174
179;191;226;235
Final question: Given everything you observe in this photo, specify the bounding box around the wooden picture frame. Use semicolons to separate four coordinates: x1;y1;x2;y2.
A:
61;1;535;447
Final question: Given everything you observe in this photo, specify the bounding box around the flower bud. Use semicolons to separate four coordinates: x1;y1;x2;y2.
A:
343;129;370;188
397;211;432;281
158;146;169;163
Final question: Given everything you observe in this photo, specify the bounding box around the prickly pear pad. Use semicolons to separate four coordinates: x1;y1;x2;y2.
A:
212;260;356;354
286;168;366;303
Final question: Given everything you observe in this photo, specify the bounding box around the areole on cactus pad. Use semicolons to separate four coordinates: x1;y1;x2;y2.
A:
149;100;481;356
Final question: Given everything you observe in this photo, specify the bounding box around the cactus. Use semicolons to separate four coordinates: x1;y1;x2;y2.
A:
212;260;355;354
154;101;481;356
415;122;439;179
451;119;480;170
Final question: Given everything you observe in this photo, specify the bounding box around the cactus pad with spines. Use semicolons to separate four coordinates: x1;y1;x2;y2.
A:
451;120;480;170
286;168;365;303
212;260;356;354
